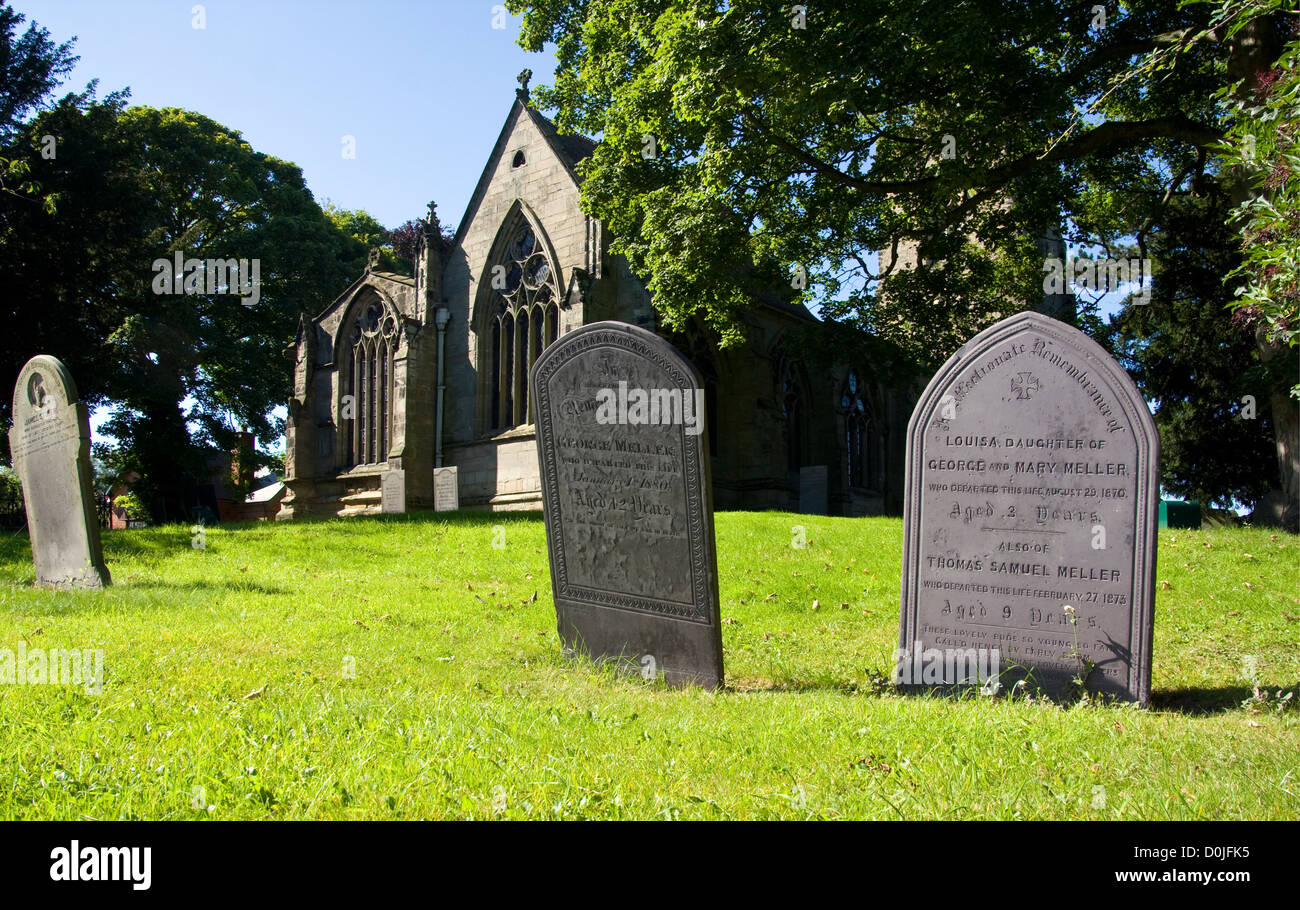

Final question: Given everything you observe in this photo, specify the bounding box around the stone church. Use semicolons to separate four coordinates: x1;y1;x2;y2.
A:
279;80;915;520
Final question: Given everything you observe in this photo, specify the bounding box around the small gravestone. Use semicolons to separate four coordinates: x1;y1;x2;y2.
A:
899;311;1158;703
433;466;458;512
8;355;111;589
381;468;405;514
531;321;723;688
799;465;828;515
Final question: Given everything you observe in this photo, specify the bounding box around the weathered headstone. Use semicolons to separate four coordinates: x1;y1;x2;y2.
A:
380;468;406;514
8;355;111;589
899;311;1157;703
531;321;723;688
433;466;459;512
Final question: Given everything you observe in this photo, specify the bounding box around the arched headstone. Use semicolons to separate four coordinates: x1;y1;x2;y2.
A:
531;322;722;687
900;312;1157;703
9;355;111;589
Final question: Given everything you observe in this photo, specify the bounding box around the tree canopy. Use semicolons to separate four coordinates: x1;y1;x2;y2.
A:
510;0;1256;356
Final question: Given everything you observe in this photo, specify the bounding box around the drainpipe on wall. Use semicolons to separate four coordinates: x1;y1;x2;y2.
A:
434;307;451;468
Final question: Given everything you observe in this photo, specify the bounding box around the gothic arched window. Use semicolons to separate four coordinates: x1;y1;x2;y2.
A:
842;370;882;490
342;298;398;467
487;217;560;430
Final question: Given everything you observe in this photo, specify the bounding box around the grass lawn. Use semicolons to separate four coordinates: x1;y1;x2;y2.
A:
0;510;1296;820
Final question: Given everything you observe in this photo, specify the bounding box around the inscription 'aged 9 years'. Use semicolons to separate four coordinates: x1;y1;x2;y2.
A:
531;321;723;688
900;312;1158;703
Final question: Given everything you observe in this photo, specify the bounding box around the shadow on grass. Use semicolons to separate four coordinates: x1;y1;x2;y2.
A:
1150;684;1294;715
202;509;541;533
123;578;291;596
102;529;198;558
1;577;291;609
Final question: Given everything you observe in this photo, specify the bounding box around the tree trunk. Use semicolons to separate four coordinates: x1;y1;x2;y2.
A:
1255;334;1300;530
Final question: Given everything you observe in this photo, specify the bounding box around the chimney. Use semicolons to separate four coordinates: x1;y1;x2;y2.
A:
232;428;255;490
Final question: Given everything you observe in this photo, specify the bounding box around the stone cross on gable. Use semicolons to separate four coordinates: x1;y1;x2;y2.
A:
367;248;380;270
516;69;532;102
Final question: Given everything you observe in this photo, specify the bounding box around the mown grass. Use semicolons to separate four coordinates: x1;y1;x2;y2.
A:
0;511;1296;820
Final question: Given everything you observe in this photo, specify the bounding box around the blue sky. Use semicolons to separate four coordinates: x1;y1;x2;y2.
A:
14;0;559;230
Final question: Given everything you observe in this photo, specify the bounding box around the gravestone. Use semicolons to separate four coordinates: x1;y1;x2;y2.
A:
799;465;828;515
899;311;1158;703
530;321;723;688
380;468;406;514
8;355;111;589
433;466;459;512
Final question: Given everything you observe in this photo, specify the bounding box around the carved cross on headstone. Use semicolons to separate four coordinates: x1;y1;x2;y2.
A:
1011;371;1040;400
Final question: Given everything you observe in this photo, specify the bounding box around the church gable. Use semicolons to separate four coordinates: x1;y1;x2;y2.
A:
448;98;590;288
311;270;416;369
440;88;602;445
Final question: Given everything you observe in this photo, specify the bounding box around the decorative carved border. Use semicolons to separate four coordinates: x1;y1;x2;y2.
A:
532;324;711;624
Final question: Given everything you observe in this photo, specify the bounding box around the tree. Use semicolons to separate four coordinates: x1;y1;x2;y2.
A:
389;218;422;266
392;214;456;266
1107;190;1276;510
2;102;363;521
1104;0;1298;525
0;0;81;210
321;203;413;276
0;465;22;513
510;0;1230;352
1215;0;1299;352
1212;0;1299;527
0;1;78;143
0;91;140;454
111;491;148;523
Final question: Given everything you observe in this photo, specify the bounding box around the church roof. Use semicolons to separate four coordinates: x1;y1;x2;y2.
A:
369;270;414;286
762;295;819;324
308;267;413;328
529;107;597;181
